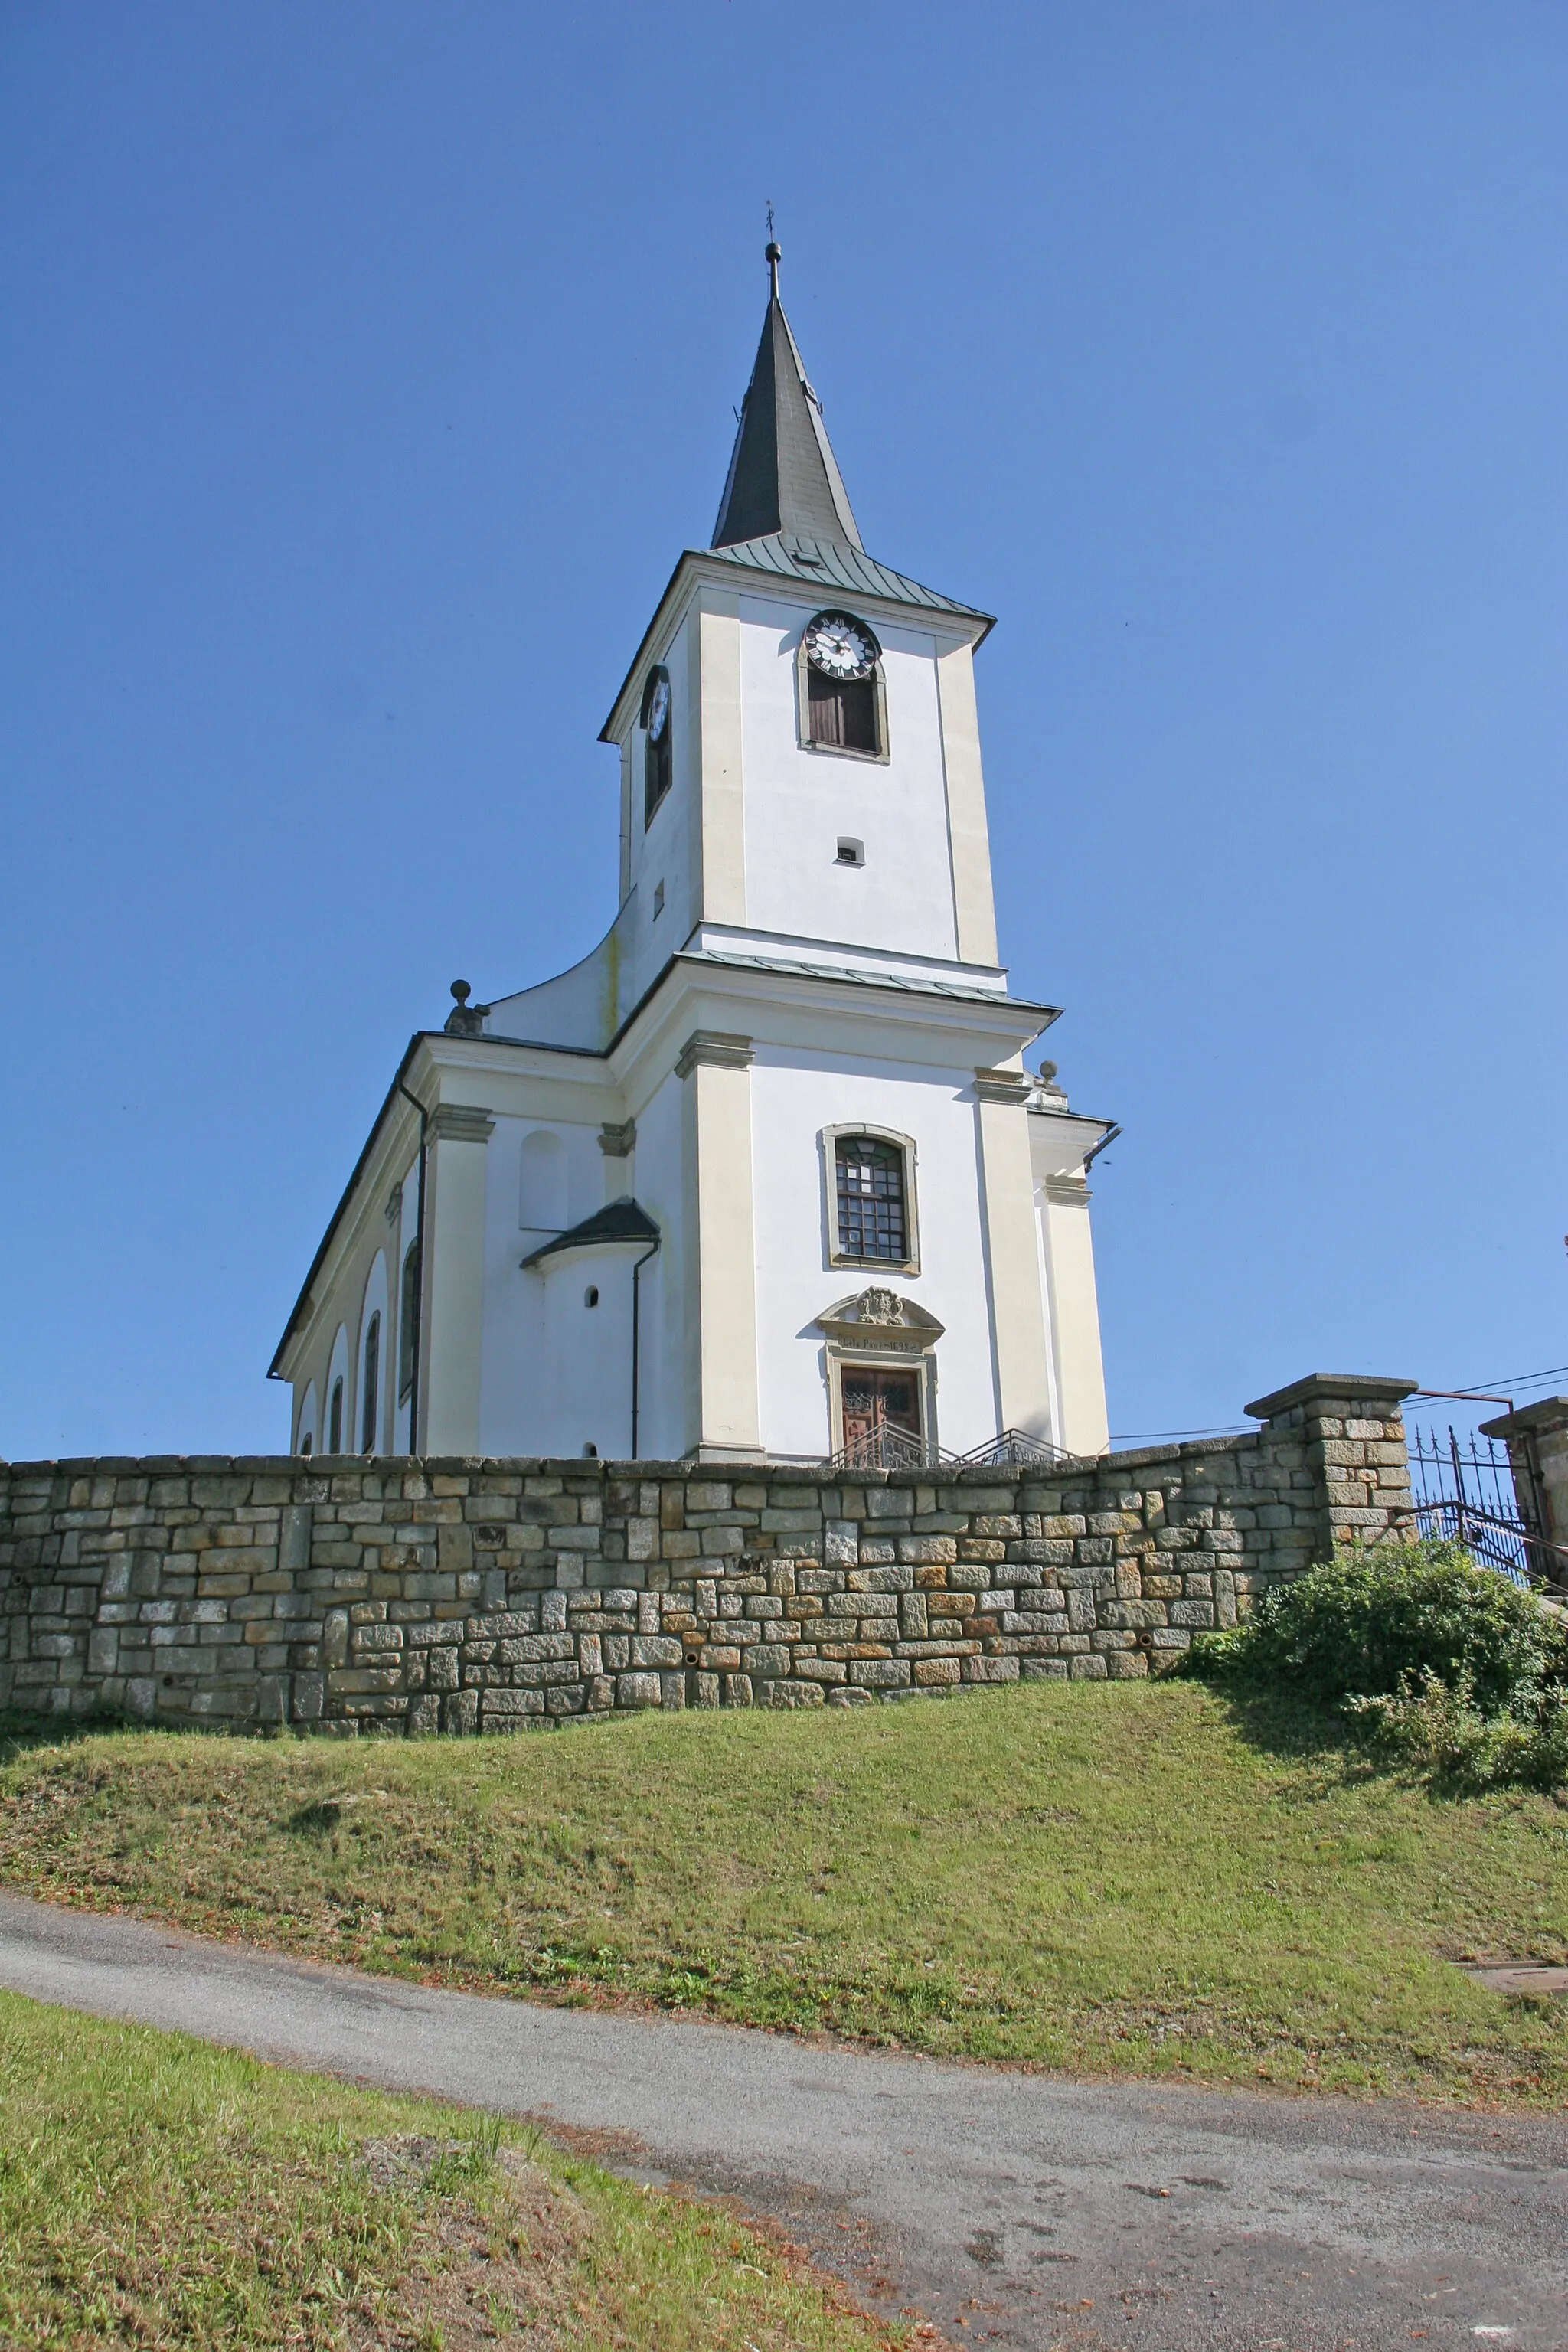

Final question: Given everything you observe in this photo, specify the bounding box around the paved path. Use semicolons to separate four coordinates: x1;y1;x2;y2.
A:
1;1893;1564;2350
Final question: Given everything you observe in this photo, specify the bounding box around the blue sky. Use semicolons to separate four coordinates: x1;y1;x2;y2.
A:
2;1;1564;1462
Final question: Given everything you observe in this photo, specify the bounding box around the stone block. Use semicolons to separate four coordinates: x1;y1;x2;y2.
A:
616;1671;663;1709
721;1672;753;1707
913;1657;960;1687
849;1658;910;1688
684;1481;731;1514
353;1622;404;1652
961;1655;1018;1684
1068;1653;1109;1680
761;1678;825;1707
1170;1599;1216;1628
630;1635;682;1668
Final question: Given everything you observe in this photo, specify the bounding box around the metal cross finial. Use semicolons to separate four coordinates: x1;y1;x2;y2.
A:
765;201;781;298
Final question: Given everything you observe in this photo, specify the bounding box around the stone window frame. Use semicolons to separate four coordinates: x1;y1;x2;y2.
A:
821;1122;920;1276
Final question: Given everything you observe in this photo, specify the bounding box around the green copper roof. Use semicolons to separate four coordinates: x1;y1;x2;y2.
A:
707;528;991;629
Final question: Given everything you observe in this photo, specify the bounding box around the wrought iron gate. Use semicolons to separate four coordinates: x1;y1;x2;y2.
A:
1403;1423;1566;1592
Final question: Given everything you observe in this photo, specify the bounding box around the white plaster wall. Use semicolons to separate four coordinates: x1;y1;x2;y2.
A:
621;610;694;1010
524;1251;637;1458
748;1051;1001;1460
479;1112;606;1453
737;595;961;961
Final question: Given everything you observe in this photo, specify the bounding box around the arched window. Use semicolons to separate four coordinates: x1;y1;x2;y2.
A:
835;1135;908;1263
361;1312;381;1453
802;612;884;757
300;1431;313;1455
642;665;672;824
328;1375;345;1454
399;1242;420;1403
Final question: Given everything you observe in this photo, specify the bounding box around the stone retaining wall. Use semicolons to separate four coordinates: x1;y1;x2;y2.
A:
0;1374;1415;1732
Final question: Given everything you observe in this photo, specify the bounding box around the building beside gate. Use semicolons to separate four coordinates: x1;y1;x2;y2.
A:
270;250;1116;1468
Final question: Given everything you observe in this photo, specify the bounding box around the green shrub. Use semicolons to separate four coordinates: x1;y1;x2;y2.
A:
1348;1672;1568;1792
1185;1540;1563;1714
1184;1540;1568;1788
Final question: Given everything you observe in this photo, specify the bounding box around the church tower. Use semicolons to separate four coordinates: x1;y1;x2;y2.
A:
271;249;1115;1469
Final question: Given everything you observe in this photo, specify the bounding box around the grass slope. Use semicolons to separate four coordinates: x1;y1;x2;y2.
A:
0;1991;902;2350
3;1683;1566;2105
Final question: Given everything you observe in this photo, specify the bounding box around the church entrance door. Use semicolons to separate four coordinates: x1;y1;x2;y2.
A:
839;1364;923;1467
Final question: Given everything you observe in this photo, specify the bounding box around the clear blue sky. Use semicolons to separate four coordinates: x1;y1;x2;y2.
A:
2;2;1564;1462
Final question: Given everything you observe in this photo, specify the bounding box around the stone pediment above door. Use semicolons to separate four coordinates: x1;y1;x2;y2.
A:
818;1288;945;1353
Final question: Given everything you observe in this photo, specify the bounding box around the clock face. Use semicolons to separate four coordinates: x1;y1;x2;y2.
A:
645;674;670;743
805;612;879;681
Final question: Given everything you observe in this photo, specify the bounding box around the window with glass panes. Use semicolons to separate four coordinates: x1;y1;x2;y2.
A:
835;1136;907;1262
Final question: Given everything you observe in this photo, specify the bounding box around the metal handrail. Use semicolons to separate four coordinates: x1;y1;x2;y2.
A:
827;1425;1076;1474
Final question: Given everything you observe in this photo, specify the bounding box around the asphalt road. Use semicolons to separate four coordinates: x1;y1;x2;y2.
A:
1;1892;1563;2350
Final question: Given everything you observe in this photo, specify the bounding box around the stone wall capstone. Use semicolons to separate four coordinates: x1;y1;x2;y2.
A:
0;1375;1416;1732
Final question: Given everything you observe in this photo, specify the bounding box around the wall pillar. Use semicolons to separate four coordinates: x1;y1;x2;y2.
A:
677;1030;761;1463
1479;1397;1568;1553
1245;1373;1418;1559
421;1103;494;1455
972;1070;1055;1445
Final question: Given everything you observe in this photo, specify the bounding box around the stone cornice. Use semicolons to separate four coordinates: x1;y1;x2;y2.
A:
675;1029;755;1080
431;1105;496;1145
972;1066;1031;1105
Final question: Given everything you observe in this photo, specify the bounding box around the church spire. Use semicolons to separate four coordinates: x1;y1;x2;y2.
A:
710;243;864;554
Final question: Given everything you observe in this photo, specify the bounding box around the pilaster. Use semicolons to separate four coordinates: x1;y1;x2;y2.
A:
972;1069;1054;1444
692;587;746;928
421;1104;495;1455
678;1031;761;1462
936;642;999;967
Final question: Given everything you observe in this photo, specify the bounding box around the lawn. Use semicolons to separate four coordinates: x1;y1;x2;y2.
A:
0;1989;902;2350
2;1681;1566;2105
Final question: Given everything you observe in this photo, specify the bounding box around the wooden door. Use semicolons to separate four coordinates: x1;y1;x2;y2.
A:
840;1365;921;1455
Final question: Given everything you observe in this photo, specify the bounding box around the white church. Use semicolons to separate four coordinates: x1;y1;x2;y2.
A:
272;249;1116;1468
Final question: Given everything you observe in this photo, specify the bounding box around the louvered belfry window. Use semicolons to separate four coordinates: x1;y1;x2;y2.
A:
836;1136;907;1262
807;665;879;753
642;665;672;824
